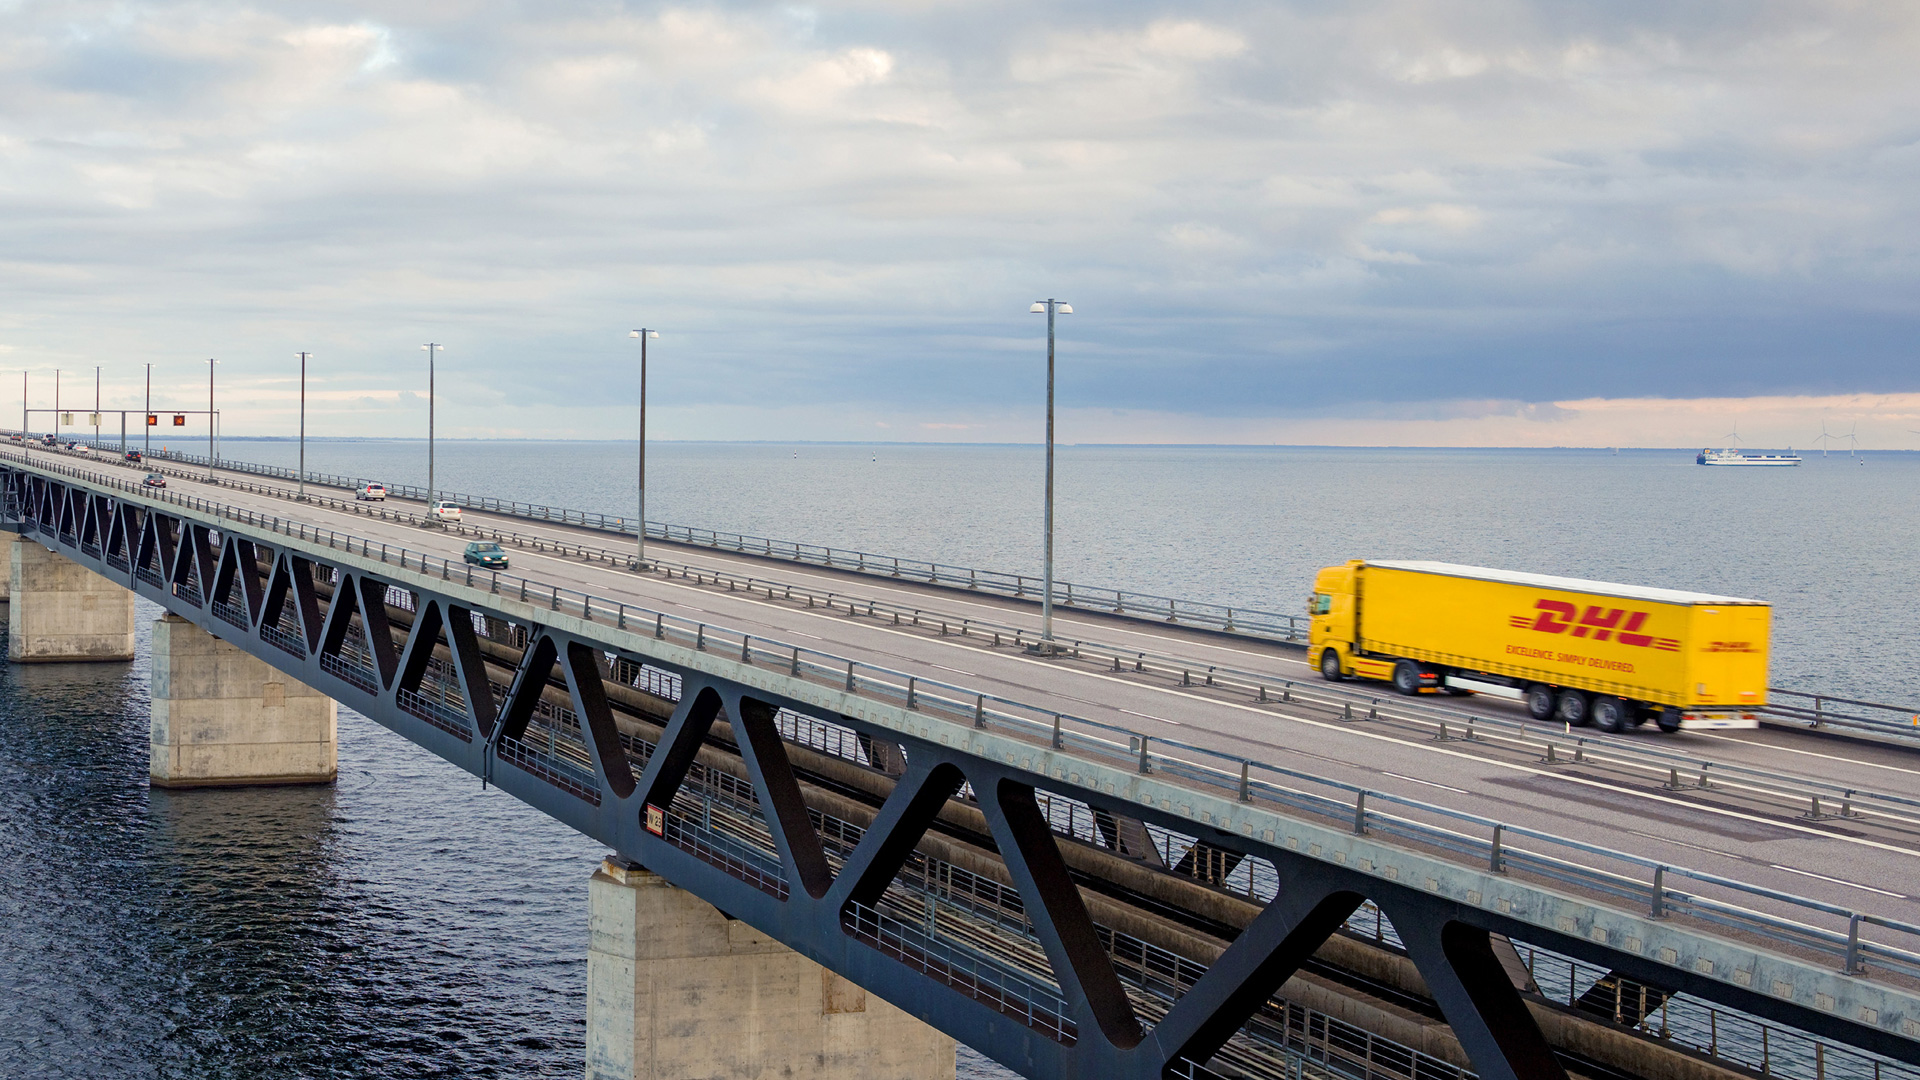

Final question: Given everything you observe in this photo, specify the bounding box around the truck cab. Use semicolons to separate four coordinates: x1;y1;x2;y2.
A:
1308;561;1361;679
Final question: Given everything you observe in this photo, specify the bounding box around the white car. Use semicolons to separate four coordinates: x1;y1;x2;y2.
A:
355;482;387;501
428;500;463;523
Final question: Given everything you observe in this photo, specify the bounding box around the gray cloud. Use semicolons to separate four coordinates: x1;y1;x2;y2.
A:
1;1;1917;437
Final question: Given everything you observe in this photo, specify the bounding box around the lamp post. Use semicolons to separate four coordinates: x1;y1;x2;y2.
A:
93;366;100;451
20;371;27;456
206;359;218;482
53;369;60;445
295;352;311;500
421;343;441;521
144;363;153;458
629;329;659;569
1028;298;1073;649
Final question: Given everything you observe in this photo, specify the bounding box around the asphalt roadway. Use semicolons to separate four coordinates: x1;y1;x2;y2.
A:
67;448;1920;939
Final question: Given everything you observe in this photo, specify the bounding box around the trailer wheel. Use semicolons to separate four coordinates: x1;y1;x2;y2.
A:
1555;689;1591;726
1392;661;1423;696
1594;695;1630;733
1525;684;1555;721
1656;707;1683;733
1318;648;1344;681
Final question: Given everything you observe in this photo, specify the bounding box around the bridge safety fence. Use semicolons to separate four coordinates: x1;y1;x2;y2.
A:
11;448;1920;993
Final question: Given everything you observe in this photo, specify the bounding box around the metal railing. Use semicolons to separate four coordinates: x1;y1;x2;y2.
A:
11;447;1920;990
1763;688;1920;742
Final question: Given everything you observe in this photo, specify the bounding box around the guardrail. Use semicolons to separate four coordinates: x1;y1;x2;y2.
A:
124;443;1308;642
10;446;1920;992
1763;688;1920;741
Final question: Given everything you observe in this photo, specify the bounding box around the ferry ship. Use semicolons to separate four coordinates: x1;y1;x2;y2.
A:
1696;448;1802;467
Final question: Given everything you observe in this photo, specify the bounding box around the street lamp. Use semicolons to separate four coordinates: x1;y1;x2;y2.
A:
93;366;100;451
1029;298;1073;649
629;329;659;569
144;363;153;458
53;369;60;445
421;343;441;521
20;371;27;455
295;352;311;500
206;359;219;482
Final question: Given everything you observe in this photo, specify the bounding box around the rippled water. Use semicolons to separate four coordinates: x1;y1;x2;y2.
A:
6;442;1915;1076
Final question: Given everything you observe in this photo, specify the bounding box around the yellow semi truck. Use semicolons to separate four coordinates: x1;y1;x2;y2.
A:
1307;560;1769;733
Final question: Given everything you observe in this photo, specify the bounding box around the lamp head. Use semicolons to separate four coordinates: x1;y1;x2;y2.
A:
1029;301;1072;314
631;330;659;339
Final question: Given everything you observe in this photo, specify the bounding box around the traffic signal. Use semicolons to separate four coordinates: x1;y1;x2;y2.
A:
146;414;157;426
172;415;186;426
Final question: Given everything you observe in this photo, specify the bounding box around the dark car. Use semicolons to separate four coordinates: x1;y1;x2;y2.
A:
463;541;509;569
124;450;143;463
143;473;167;489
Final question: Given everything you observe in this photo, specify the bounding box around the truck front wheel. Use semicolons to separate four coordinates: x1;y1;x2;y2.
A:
1392;661;1423;696
1555;689;1591;726
1319;648;1344;681
1526;684;1555;721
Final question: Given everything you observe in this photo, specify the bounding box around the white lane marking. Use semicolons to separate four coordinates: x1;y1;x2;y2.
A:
205;486;1920;869
928;664;979;677
1768;864;1908;899
1626;830;1746;862
1382;772;1468;795
1695;731;1920;779
1120;709;1180;726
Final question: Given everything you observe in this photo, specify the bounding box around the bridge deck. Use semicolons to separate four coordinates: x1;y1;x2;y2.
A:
101;452;1920;933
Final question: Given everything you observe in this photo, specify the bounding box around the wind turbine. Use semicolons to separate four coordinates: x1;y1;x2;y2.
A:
1813;421;1836;457
1721;424;1742;449
1844;422;1859;458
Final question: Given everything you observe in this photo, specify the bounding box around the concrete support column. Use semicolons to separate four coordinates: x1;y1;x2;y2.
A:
8;537;135;661
150;614;338;788
0;530;17;603
587;861;955;1080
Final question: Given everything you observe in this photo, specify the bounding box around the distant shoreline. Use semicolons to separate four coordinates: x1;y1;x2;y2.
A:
196;436;1910;453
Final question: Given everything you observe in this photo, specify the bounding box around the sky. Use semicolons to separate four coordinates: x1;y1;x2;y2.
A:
4;1;1920;448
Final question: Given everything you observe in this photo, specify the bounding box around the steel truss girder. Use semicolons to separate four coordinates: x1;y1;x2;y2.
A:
6;464;1916;1080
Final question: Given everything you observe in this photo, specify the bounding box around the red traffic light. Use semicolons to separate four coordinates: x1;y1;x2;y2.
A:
146;414;157;426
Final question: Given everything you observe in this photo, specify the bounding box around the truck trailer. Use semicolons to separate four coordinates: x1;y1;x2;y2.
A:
1307;560;1769;732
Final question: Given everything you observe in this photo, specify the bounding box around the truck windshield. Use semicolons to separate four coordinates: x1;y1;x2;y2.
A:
1311;593;1333;615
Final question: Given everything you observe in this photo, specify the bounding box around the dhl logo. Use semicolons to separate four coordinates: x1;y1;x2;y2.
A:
1508;600;1680;651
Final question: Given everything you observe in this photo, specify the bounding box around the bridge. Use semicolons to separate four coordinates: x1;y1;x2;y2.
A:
5;443;1919;1080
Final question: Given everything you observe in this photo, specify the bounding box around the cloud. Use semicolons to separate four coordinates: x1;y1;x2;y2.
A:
0;2;1917;442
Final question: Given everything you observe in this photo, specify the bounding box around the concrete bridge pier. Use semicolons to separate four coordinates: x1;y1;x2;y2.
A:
587;860;955;1080
150;614;337;788
8;536;135;661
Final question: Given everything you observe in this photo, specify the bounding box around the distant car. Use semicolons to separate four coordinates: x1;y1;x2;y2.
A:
355;481;387;501
143;473;167;489
428;500;462;523
42;434;56;446
124;450;143;463
463;541;509;569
